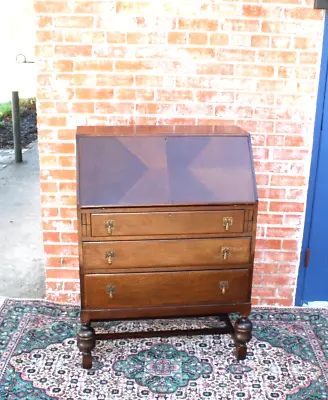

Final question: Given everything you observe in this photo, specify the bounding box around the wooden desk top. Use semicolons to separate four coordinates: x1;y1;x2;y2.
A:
76;126;257;208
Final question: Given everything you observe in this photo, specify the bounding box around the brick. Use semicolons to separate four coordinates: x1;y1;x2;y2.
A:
242;5;282;18
74;1;114;13
271;36;291;49
55;45;92;57
254;263;279;274
93;45;127;58
64;281;80;291
295;37;320;50
38;116;67;127
196;63;233;75
55;16;94;28
46;269;80;280
43;232;60;242
76;60;113;72
272;149;308;161
252;287;276;298
46;292;80;304
236;64;274;78
72;102;95;113
42;208;59;218
36;30;64;43
286;188;305;201
270;201;304;213
280;264;297;274
136;103;175;115
43;219;75;231
258;50;296;64
251;35;270;48
216;49;255;62
45;257;79;267
60;208;78;219
39;155;57;168
282;240;299;250
263;274;296;286
95;102;135;114
115;89;154;101
267;227;299;238
35;45;53;57
278;66;316;79
277;287;295;299
284;8;323;20
107;32;126;43
209;33;228;46
256;239;282;250
34;1;71;13
40;182;58;193
44;245;78;256
61;232;79;243
178;18;218;31
190;33;209;45
271;175;306;187
222;19;260;32
97;74;134;86
127;32;166;44
76;88;114;100
41;170;76;181
116;1;152;14
300;52;319;65
177;104;214;117
168;32;188;44
284;214;304;226
196;91;234;103
237;121;274;133
53;60;74;72
215;105;253;118
37;16;53;28
258;213;284;225
157;90;194;101
135;75;164;87
115;60;157;72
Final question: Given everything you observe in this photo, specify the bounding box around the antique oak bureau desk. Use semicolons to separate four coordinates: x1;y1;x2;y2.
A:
76;125;258;369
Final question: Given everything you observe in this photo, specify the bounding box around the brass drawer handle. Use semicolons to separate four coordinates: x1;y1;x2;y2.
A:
106;284;116;299
105;250;115;265
223;217;233;231
221;247;231;260
105;220;114;235
219;281;229;295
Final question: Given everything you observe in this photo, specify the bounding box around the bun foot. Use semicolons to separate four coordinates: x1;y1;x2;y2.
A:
233;317;252;361
77;323;96;369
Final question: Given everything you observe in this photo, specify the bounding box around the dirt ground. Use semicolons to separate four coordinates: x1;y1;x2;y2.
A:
0;103;37;149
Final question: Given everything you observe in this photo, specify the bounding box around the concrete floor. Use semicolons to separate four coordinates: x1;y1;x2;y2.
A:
0;142;45;299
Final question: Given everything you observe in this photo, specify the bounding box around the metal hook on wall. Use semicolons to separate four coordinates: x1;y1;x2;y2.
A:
16;54;34;64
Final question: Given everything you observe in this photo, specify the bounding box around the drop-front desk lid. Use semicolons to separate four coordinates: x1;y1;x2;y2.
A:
76;126;258;208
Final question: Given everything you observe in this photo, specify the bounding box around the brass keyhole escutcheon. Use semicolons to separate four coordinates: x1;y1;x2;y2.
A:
223;217;233;231
105;250;115;265
219;281;229;295
105;220;114;235
106;284;116;299
221;247;231;260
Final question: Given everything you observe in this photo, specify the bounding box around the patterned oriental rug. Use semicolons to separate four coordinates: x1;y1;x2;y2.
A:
0;299;327;399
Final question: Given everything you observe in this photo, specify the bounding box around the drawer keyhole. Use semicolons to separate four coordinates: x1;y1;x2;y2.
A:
106;284;116;299
221;247;231;260
223;217;233;231
219;281;229;295
105;220;114;235
105;250;115;265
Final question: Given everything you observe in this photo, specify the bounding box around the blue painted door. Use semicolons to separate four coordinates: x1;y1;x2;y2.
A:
297;14;328;305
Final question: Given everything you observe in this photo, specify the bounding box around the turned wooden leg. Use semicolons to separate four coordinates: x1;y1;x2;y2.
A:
77;323;96;369
234;317;252;361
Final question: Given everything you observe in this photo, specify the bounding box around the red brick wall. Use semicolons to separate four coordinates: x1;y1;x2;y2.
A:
35;0;324;305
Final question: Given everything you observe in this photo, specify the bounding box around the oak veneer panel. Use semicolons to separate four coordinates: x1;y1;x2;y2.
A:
82;237;251;271
77;133;257;208
90;210;245;237
83;269;250;309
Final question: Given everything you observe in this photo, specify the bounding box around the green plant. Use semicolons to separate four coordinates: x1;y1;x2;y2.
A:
0;102;11;119
0;120;5;129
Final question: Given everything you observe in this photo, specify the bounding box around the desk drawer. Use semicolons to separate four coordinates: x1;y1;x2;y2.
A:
90;210;245;237
83;269;249;309
83;237;251;272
